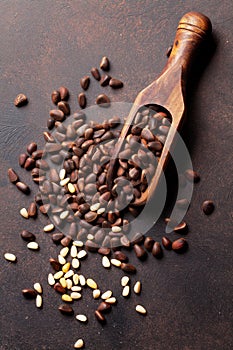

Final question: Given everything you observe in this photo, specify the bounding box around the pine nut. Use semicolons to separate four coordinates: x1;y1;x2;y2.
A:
62;262;71;273
79;275;86;286
60;247;69;257
48;273;55;286
60;177;70;186
73;274;79;285
122;285;130;297
73;241;83;247
112;226;121;233
27;242;39;250
136;304;147;315
68;183;76;193
93;289;101;299
36;294;43;308
111;258;121;267
58;255;66;265
60;210;69;220
59;168;66;180
72;258;80;269
54;271;64;280
71;286;82;292
76;314;87;323
74;339;84;349
90;202;101;211
43;223;54;232
97;207;105;215
121;276;129;287
105;297;116;304
20;208;29;219
60;277;67;288
66;279;73;290
4;253;17;262
86;278;98;289
101;290;112;300
34;283;42;294
70;292;82;299
134;281;141;294
77;250;87;259
62;294;73;302
64;270;74;279
102;256;111;268
70;245;77;258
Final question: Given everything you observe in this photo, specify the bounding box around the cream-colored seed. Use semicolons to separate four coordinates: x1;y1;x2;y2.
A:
64;270;74;279
73;240;83;247
90;202;100;211
74;339;84;349
79;275;86;286
60;177;70;186
62;262;71;273
54;271;64;280
76;314;87;323
87;234;94;240
36;294;43;308
4;253;17;262
48;273;55;286
59;168;66;180
136;305;147;315
70;245;77;258
66;279;73;290
111;258;121;267
34;283;42;294
72;258;80;269
73;274;79;285
102;256;111;268
27;242;39;250
97;207;105;215
101;290;112;300
86;278;97;289
60;210;69;220
20;208;29;219
60;247;69;257
58;255;66;265
77;250;87;259
43;223;54;232
70;292;82;299
93;289;101;299
111;226;121;233
122;285;130;297
62;294;73;302
60;277;67;288
134;281;141;294
71;286;82;292
121;276;130;287
68;183;76;193
105;297;116;304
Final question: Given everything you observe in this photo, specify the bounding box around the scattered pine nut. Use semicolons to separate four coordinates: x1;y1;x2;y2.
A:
64;270;74;279
102;256;111;268
121;276;129;287
60;277;67;288
73;241;83;247
73;274;79;285
93;289;101;299
77;250;87;259
79;275;86;286
72;258;80;269
36;294;43;308
58;255;66;265
66;279;73;290
71;286;82;292
48;273;55;286
68;183;76;193
59;168;66;180
70;292;82;299
97;207;105;215
122;285;130;297
54;271;64;280
101;290;112;300
111;258;121;267
43;223;54;232
27;242;39;250
112;226;121;233
34;282;42;294
60;210;69;220
76;314;87;323
87;234;94;240
74;339;84;349
136;304;147;315
62;262;71;273
60;247;69;257
62;294;73;302
60;177;70;186
86;278;98;289
20;208;29;219
90;203;100;211
4;253;17;262
134;281;141;294
71;245;78;258
105;297;116;304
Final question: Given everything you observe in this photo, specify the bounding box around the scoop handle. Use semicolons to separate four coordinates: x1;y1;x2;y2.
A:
166;12;212;74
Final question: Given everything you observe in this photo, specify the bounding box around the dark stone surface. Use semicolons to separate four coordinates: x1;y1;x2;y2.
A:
0;1;233;349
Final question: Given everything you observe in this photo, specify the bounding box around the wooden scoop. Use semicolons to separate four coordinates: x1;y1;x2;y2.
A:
106;12;212;206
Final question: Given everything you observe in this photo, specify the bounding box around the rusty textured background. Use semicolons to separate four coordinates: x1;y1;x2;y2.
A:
0;1;233;349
